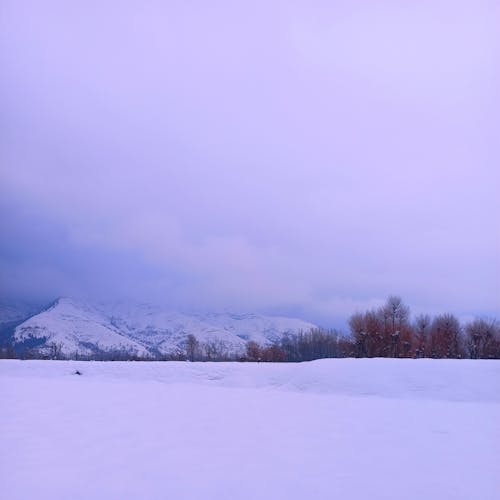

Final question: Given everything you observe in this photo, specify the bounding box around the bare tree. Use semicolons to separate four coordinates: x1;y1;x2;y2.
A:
429;314;463;358
465;318;498;359
349;312;367;357
203;339;227;361
380;296;410;357
384;296;410;331
261;345;286;362
365;309;385;357
46;342;64;360
414;314;431;358
246;341;262;361
185;334;200;361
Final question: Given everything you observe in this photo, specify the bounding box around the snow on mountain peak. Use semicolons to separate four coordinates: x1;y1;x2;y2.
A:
12;298;316;357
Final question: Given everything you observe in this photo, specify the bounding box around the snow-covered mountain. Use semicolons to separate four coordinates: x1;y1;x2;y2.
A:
13;298;316;357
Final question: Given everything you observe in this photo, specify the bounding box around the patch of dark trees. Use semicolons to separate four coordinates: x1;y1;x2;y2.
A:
1;296;499;361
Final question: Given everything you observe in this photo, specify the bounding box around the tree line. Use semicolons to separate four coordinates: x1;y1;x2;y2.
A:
1;296;498;361
245;296;499;362
346;296;499;360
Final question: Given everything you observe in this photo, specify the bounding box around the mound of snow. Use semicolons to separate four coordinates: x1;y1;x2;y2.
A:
2;358;498;402
1;358;498;500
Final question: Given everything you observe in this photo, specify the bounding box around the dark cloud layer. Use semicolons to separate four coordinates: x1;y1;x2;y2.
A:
1;1;499;325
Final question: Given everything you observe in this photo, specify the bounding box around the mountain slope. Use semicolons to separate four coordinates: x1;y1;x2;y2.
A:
13;298;316;357
13;299;150;357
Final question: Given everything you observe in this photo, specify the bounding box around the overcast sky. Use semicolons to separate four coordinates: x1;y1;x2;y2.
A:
1;1;499;325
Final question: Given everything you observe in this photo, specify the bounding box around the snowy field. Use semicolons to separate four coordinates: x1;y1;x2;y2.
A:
1;359;499;500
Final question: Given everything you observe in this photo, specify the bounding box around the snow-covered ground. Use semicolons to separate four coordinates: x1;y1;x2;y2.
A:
1;359;498;500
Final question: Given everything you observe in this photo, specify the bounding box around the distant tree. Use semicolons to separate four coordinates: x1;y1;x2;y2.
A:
414;314;431;358
185;334;200;362
48;342;64;360
337;335;356;358
349;312;367;357
203;339;227;361
0;344;15;359
310;328;341;359
261;345;286;362
382;296;410;333
380;296;410;357
364;309;385;357
429;314;463;358
246;341;262;362
280;333;300;361
279;328;347;361
465;319;499;359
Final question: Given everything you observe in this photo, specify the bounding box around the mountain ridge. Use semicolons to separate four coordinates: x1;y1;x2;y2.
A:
11;297;317;357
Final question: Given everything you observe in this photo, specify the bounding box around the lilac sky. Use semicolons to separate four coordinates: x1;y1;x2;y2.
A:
1;1;499;325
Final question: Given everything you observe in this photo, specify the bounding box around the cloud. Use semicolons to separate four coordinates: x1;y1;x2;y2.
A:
1;0;499;324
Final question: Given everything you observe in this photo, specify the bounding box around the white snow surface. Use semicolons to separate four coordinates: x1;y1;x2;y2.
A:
1;358;499;500
13;297;316;356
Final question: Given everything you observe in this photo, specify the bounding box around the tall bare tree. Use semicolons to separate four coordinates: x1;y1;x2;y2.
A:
465;318;498;359
429;314;463;358
185;334;200;361
414;314;431;358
